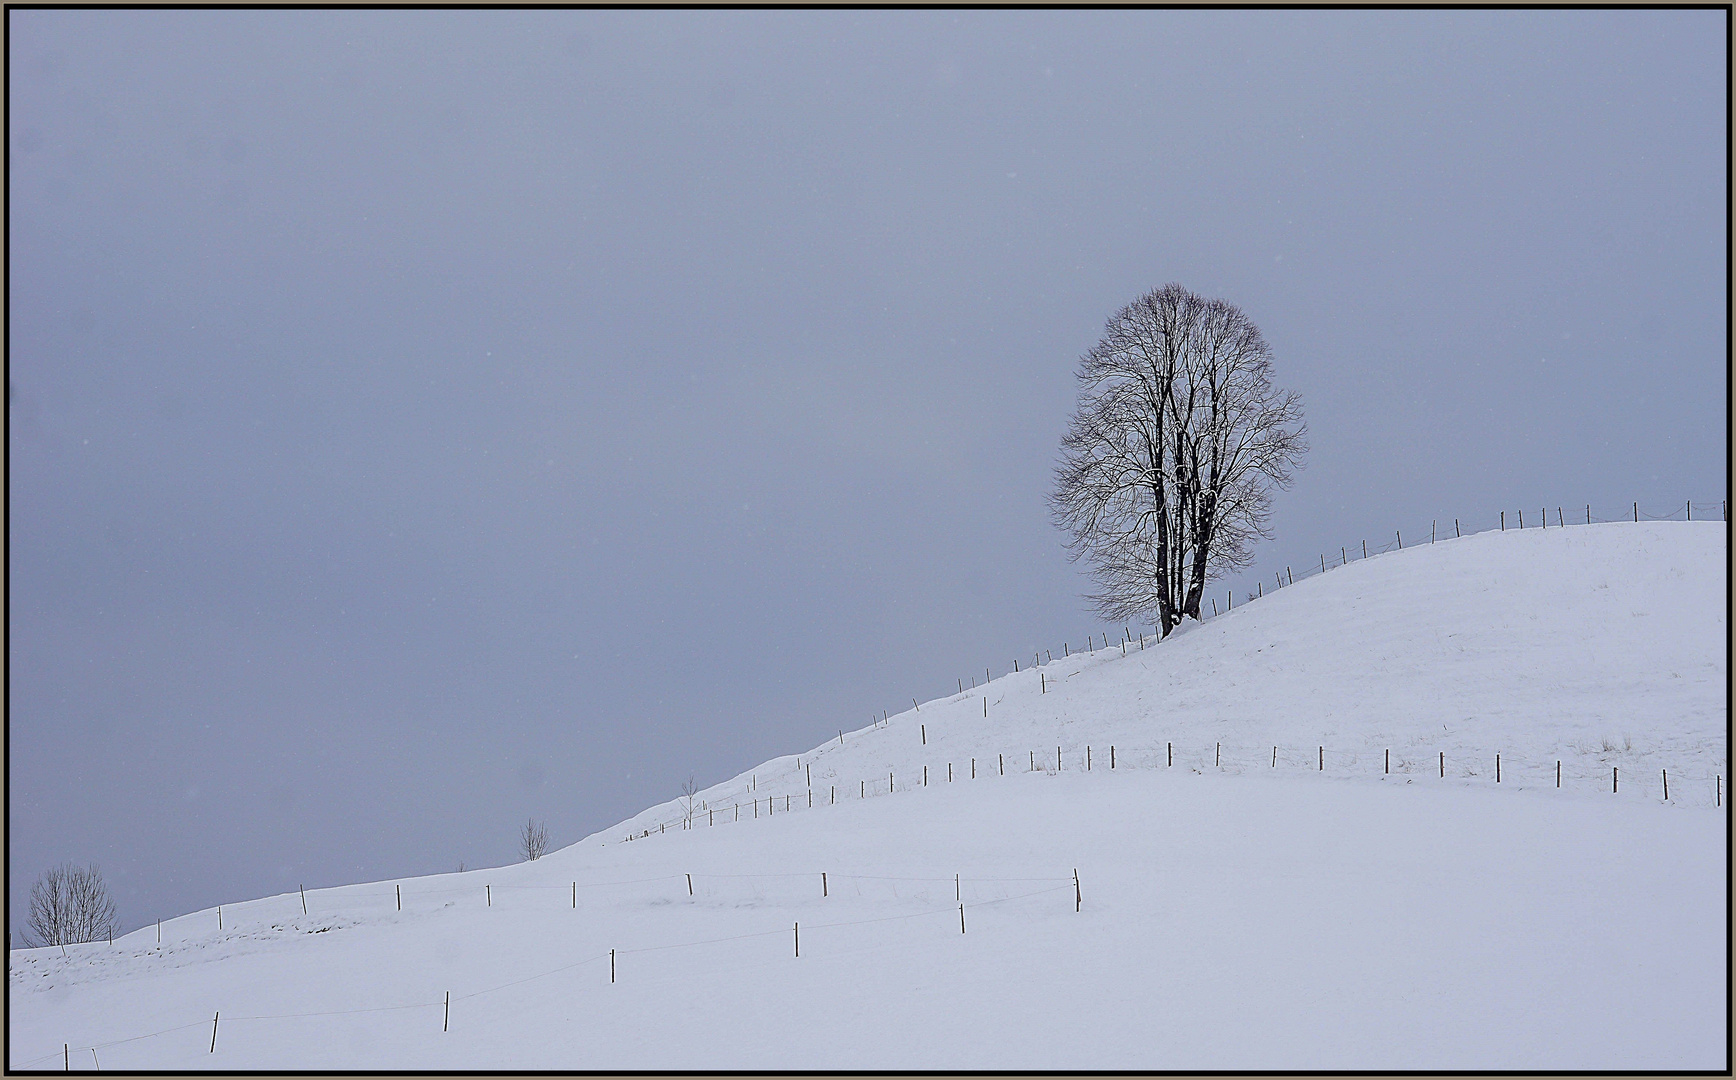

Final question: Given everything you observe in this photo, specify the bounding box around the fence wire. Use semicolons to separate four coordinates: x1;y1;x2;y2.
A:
618;731;1725;843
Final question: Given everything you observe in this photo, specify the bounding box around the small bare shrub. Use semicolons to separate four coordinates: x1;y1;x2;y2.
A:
27;863;117;947
519;819;550;861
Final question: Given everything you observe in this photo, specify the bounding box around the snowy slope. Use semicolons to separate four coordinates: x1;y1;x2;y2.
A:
8;521;1727;1071
622;520;1727;833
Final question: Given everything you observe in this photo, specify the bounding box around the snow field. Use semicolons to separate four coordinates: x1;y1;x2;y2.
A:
9;769;1726;1070
8;520;1726;1069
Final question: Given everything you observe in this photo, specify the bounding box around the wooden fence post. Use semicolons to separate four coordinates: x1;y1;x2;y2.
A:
1074;869;1081;912
300;886;307;915
1110;746;1115;769
210;1012;219;1054
1168;742;1172;767
610;949;615;983
444;991;450;1032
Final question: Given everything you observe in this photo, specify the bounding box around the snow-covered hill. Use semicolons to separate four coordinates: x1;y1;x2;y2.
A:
9;522;1727;1070
606;520;1727;843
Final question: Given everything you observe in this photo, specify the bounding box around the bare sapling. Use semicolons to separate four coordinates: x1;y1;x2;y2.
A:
520;818;550;861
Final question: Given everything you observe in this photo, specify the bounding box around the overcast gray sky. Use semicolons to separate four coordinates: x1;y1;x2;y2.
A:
8;10;1726;940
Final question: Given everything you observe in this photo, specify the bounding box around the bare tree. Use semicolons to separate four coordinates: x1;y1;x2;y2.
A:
1052;284;1306;637
519;819;550;861
679;774;700;825
26;863;118;947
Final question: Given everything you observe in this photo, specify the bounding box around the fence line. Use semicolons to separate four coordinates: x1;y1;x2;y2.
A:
618;731;1726;843
63;865;1078;952
14;875;1078;1069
